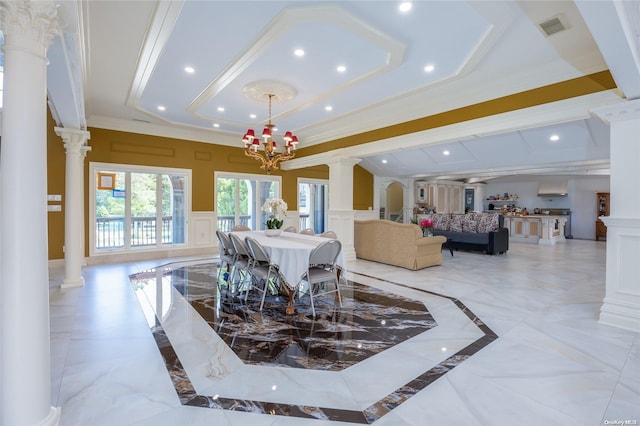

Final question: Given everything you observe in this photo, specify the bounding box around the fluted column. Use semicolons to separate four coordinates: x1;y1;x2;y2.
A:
55;128;91;288
327;158;361;262
0;1;62;425
593;99;640;332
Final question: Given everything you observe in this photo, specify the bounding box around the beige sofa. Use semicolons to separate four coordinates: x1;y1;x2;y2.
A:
354;220;447;270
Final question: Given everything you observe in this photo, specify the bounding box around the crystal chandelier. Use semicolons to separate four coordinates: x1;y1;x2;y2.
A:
242;94;299;174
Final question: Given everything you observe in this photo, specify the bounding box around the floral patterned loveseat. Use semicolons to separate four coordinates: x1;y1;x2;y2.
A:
424;212;509;255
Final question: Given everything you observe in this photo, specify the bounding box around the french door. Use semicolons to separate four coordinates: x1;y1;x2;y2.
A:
215;172;281;231
90;163;189;254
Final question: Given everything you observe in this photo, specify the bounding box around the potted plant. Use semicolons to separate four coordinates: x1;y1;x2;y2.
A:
262;198;287;236
420;219;434;237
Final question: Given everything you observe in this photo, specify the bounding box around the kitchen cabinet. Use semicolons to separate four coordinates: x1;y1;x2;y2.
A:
595;192;609;241
504;215;566;245
415;181;464;213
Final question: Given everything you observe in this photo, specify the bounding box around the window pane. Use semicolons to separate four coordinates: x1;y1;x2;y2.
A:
163;174;185;245
239;179;251;228
258;181;278;230
131;173;157;247
216;177;236;231
95;171;125;249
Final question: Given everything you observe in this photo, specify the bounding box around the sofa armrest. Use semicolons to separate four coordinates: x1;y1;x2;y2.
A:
487;228;509;255
416;235;447;247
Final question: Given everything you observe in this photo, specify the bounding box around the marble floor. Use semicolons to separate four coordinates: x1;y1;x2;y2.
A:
49;240;640;425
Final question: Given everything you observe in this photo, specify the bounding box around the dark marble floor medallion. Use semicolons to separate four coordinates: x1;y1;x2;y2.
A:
130;261;498;424
169;264;437;370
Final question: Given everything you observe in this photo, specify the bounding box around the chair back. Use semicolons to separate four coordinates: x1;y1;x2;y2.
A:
309;239;341;269
283;226;297;233
319;230;337;239
300;228;315;235
232;225;251;231
229;232;250;257
216;230;234;256
245;237;271;264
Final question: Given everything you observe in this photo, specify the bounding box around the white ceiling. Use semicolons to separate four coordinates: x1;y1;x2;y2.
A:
44;1;640;181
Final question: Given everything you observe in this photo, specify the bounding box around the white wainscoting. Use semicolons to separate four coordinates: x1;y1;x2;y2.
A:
191;211;216;247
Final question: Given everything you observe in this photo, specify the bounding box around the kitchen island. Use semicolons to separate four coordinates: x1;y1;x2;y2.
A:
503;215;567;245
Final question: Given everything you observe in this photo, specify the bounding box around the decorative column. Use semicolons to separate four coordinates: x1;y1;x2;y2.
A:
327;158;361;262
593;99;640;332
0;2;61;425
55;128;91;288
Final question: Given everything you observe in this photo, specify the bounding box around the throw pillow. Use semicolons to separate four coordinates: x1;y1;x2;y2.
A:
433;214;451;231
465;212;479;222
463;218;478;233
450;214;463;232
477;213;499;233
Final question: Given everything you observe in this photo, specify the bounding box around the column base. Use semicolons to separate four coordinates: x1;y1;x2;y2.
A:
38;406;61;426
599;216;640;332
61;276;84;288
599;297;640;332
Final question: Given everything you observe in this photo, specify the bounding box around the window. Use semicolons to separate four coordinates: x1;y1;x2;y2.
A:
215;172;281;231
298;178;329;233
90;163;189;254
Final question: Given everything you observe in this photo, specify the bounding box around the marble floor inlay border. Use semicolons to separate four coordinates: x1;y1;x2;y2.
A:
130;261;499;424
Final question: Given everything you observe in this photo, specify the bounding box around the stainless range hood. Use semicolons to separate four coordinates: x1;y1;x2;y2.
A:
537;179;568;197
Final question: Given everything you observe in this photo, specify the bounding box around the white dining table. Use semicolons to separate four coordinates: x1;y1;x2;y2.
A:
230;230;345;314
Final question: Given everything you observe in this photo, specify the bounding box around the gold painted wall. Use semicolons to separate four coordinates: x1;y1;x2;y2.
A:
46;124;374;259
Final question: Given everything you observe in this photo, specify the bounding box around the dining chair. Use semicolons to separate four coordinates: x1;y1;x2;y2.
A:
283;226;297;233
215;230;235;284
244;236;281;311
299;228;315;235
301;239;343;317
319;230;337;239
231;225;251;231
228;232;252;295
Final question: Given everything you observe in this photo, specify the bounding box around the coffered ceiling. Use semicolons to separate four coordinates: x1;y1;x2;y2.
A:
45;1;640;181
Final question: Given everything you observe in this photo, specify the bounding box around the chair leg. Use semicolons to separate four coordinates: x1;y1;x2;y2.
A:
335;277;342;307
309;283;316;317
259;274;270;311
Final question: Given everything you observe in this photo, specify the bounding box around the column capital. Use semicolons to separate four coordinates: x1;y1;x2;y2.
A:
326;157;362;168
592;98;640;124
55;127;92;156
0;1;61;55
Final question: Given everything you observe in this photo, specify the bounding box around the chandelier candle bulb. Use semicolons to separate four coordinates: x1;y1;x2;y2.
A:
242;93;299;174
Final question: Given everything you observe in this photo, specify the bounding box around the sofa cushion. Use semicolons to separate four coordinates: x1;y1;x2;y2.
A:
450;214;463;232
433;230;488;244
433;214;451;231
478;213;500;232
463;217;478;233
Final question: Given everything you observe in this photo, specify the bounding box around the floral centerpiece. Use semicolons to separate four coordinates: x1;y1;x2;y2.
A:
420;219;434;237
262;198;287;232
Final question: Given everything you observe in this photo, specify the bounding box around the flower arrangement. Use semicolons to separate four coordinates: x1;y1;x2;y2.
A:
262;198;287;229
420;219;434;230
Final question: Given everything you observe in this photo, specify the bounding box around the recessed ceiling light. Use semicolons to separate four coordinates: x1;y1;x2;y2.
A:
550;134;560;141
184;66;195;74
399;2;412;13
157;105;166;111
336;65;346;73
212;123;220;128
443;150;450;156
424;64;435;73
217;107;224;112
294;48;305;57
382;159;388;164
249;114;256;119
325;105;333;111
